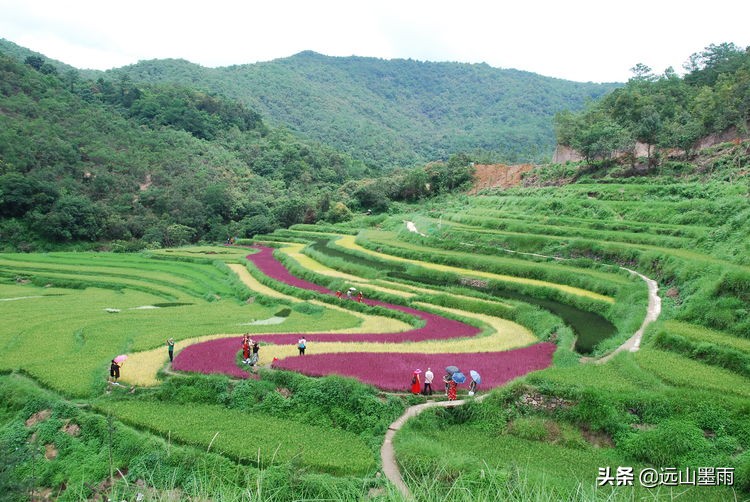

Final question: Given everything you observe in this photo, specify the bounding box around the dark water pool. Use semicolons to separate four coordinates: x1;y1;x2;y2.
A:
486;287;617;354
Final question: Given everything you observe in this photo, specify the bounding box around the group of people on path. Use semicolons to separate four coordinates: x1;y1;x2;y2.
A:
411;367;434;395
411;367;480;400
335;289;364;302
241;333;260;366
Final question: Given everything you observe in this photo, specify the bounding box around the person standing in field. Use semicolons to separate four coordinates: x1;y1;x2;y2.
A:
250;340;260;366
357;291;364;303
448;379;457;401
242;334;251;364
297;336;306;355
469;378;478;395
443;373;451;396
109;359;121;384
167;338;175;363
422;367;434;395
410;370;422;395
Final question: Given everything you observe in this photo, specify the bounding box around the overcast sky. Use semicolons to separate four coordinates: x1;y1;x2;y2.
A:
1;0;748;83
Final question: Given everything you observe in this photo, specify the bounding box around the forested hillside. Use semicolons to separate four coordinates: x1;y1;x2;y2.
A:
0;51;379;251
103;51;618;167
554;43;750;165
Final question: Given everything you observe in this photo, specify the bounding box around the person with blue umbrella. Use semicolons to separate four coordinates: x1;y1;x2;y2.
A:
449;371;466;400
469;370;481;396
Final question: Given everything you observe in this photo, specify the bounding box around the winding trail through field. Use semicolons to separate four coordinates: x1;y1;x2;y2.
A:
577;267;660;364
380;394;488;500
379;266;661;499
587;267;661;363
376;225;662;497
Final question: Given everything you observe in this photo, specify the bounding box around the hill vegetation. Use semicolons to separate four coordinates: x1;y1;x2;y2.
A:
0;38;749;501
555;43;750;165
0;51;370;251
103;51;618;167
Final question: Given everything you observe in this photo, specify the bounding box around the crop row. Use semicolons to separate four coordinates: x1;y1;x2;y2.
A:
104;400;375;475
272;344;556;391
341;233;615;303
173;245;558;389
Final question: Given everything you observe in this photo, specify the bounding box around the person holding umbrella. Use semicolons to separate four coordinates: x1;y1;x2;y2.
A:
443;373;452;396
410;369;422;395
447;379;458;401
444;365;459;396
469;370;481;396
450;371;466;401
109;355;127;384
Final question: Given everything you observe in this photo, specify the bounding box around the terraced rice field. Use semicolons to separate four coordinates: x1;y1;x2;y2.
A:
3;179;748;499
173;245;553;390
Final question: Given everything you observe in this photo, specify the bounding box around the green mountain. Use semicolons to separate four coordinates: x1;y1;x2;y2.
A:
0;50;372;250
105;51;619;167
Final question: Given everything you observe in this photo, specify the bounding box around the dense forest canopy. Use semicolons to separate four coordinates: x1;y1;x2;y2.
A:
554;43;750;164
0;50;474;251
2;39;748;251
101;51;617;167
1;38;617;168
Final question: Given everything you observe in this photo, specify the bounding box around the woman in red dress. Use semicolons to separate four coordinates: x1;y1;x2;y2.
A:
410;370;422;394
448;380;457;401
242;334;251;364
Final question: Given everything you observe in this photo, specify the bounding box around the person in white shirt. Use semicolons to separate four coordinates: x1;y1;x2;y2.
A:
423;367;434;395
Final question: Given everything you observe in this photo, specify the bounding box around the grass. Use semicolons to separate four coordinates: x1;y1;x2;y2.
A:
100;400;375;476
0;254;361;395
656;320;750;353
394;418;739;502
3;172;750;500
336;233;615;303
635;348;750;398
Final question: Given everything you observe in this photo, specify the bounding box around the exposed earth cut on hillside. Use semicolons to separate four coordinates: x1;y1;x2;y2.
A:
470;163;534;193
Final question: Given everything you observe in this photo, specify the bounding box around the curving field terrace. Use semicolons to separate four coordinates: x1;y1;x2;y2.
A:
173;245;554;391
4;178;747;500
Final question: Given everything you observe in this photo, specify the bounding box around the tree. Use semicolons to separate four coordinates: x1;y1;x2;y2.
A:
23;55;44;71
635;106;663;164
684;43;746;87
629;63;657;83
574;118;632;165
274;198;308;227
0;173;58;217
35;195;104;242
352;181;391;213
661;112;703;159
427;153;475;193
327;202;353;223
163;223;195;247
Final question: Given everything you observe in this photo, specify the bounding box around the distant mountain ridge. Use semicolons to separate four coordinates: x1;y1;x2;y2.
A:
106;51;620;166
0;38;620;167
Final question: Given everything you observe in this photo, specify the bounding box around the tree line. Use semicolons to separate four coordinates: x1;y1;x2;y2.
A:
554;43;750;165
